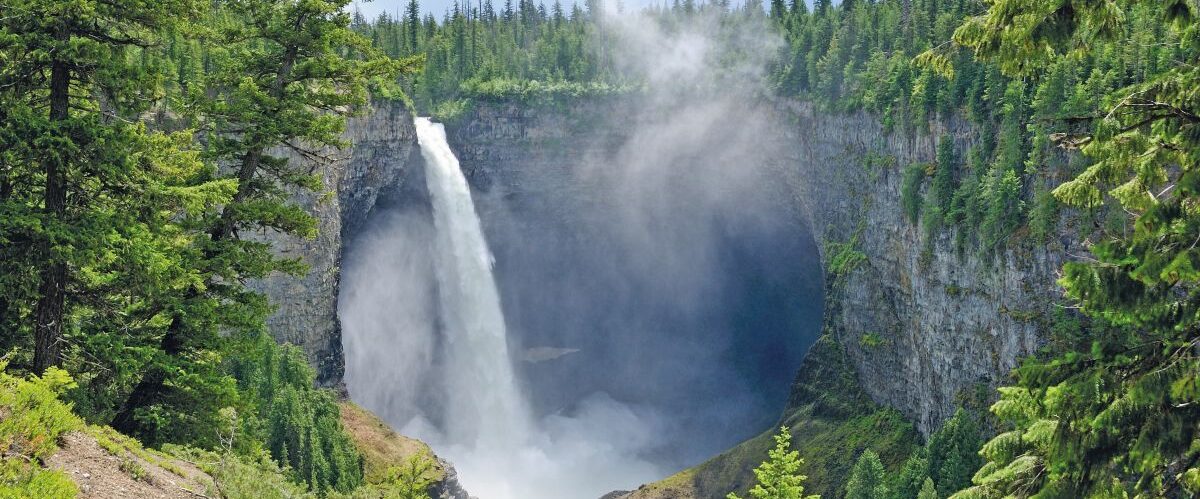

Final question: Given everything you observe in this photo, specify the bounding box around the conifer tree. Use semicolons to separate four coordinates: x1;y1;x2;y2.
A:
844;450;887;499
950;1;1200;495
0;0;205;375
887;453;929;499
729;427;819;499
926;409;981;494
916;478;937;499
112;0;398;448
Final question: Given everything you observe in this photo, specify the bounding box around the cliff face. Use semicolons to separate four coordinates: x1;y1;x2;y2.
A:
442;98;1067;436
248;100;417;388
773;101;1069;434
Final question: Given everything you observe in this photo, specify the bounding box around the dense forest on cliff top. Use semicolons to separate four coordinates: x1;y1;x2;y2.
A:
1;0;1199;497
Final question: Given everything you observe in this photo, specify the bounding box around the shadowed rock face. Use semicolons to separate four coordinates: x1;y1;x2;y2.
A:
444;98;1066;439
247;100;418;388
444;96;826;468
772;101;1067;435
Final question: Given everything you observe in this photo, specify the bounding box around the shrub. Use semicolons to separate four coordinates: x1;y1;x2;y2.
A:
167;445;315;499
0;365;82;499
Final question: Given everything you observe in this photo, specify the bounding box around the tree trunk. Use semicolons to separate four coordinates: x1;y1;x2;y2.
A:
33;32;71;375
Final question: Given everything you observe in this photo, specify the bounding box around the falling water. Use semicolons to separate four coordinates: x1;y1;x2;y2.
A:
415;117;530;449
341;117;665;499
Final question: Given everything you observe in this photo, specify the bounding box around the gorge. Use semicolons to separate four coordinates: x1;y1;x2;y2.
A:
6;2;1195;498
243;18;1067;494
249;89;1066;497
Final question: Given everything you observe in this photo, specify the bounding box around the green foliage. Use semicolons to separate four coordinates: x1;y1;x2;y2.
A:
1025;185;1058;244
858;333;885;349
949;1;1200;496
460;77;632;103
110;0;400;454
345;455;435;499
231;335;365;493
0;366;81;460
0;0;220;386
431;99;473;123
932;136;957;214
844;450;887;499
916;478;937;499
690;337;918;498
0;460;76;499
826;238;866;278
884;408;981;498
886;453;928;499
119;457;148;481
926;409;982;495
901;164;927;225
349;0;775;112
168;445;317;499
728;427;819;499
2;0;395;497
0;366;81;498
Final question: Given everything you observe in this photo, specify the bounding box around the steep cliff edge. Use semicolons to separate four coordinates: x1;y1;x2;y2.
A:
243;102;473;497
248;100;417;388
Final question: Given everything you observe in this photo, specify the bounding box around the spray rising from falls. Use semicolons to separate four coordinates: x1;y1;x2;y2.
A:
338;118;666;499
414;117;530;449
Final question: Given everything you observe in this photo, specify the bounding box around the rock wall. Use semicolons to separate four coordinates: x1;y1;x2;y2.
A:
443;98;1070;436
773;101;1071;434
248;100;417;388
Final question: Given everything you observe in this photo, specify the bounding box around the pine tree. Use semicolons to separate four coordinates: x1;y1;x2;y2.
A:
728;427;819;499
111;0;397;447
0;0;204;375
926;409;981;495
952;5;1200;496
916;478;937;499
844;450;887;499
887;453;928;499
932;134;956;213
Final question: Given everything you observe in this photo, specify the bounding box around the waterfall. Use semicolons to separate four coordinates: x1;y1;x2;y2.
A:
343;118;665;499
415;117;530;449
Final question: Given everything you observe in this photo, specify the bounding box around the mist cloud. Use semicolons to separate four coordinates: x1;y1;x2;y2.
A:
340;8;822;499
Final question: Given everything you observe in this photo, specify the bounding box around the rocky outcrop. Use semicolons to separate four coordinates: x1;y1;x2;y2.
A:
248;100;417;388
339;402;472;499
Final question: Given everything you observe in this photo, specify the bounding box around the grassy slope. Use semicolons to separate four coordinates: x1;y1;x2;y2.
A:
626;336;919;499
0;366;448;499
337;401;446;484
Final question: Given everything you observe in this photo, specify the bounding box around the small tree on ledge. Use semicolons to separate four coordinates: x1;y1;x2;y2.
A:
729;426;820;499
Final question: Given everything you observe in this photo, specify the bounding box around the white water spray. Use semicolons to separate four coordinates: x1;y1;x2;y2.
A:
343;119;670;499
415;117;530;449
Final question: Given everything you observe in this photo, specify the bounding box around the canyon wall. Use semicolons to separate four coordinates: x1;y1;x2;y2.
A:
773;101;1071;434
443;97;1071;436
248;100;417;388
